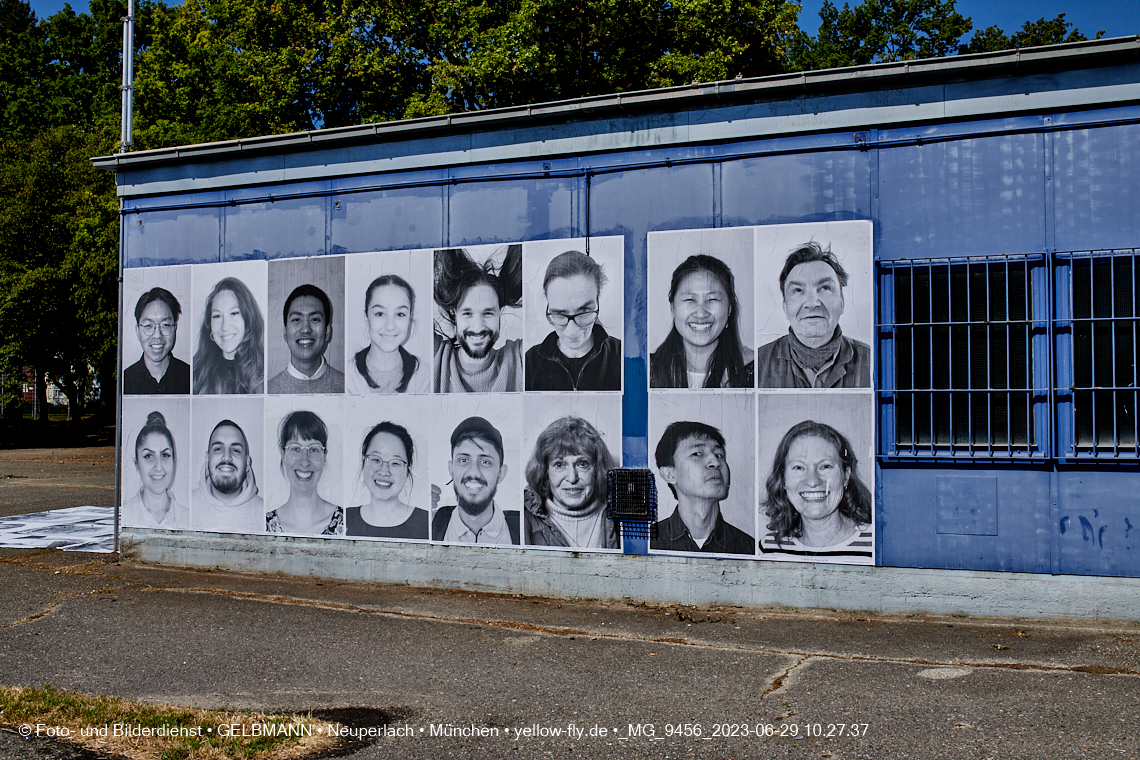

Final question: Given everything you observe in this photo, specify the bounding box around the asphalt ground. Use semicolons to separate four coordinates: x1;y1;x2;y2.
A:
0;449;1138;760
0;448;115;519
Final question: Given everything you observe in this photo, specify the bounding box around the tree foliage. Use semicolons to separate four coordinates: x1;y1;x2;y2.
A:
961;13;1103;55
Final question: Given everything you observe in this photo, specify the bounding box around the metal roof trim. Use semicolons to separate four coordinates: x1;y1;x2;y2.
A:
92;35;1140;172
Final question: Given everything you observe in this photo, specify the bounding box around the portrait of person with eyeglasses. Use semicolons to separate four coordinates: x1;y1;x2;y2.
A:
524;248;622;392
123;287;191;395
346;421;428;539
264;410;344;536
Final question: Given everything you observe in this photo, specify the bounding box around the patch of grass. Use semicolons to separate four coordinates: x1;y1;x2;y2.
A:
0;685;341;760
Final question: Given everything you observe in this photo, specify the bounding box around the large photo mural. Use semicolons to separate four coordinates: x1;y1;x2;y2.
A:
121;221;874;565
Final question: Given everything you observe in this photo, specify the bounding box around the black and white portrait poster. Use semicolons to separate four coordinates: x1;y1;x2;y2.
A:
120;397;191;529
343;249;433;395
429;394;523;545
190;260;269;396
521;394;623;552
648;392;756;557
433;243;525;393
122;265;193;396
188;396;266;535
266;256;346;395
757;393;875;565
342;395;434;542
262;395;346;537
522;236;625;392
647;227;756;390
754;221;873;390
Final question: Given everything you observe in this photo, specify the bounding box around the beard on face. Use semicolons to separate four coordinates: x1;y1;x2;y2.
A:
210;468;242;495
458;329;497;360
455;478;495;516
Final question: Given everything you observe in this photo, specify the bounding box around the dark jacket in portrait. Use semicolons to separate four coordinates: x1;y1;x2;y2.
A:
431;505;521;544
123;357;191;395
524;324;622;391
523;497;620;549
346;506;428;540
651;508;755;555
755;329;871;389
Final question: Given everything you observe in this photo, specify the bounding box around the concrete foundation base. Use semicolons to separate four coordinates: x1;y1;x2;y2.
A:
122;528;1140;622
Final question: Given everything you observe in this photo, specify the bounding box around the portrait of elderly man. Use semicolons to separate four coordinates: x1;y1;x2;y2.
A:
651;420;755;556
268;284;346;394
433;246;524;393
432;416;520;545
191;419;265;534
756;242;871;389
123;287;191;395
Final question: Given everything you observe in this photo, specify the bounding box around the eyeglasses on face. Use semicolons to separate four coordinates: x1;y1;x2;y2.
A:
284;443;326;460
363;454;408;473
138;320;176;336
546;308;598;328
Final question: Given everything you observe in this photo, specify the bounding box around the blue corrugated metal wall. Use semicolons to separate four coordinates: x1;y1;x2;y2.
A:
121;100;1140;578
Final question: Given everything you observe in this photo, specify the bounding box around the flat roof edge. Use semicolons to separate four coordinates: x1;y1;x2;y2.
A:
92;36;1140;173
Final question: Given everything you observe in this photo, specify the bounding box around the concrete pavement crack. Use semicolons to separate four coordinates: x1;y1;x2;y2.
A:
146;585;1140;678
0;598;61;628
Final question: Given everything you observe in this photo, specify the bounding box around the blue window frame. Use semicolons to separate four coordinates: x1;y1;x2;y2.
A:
879;255;1052;460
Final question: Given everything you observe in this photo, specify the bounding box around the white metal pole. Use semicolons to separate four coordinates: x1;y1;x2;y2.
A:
120;0;134;152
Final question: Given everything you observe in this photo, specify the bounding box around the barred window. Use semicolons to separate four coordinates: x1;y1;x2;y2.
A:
1067;251;1139;455
890;258;1039;456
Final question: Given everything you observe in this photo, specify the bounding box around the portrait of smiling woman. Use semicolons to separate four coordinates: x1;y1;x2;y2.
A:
192;274;266;395
346;421;429;539
265;410;343;536
121;406;190;529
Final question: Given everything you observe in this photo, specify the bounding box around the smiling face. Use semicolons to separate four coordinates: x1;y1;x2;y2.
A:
547;453;596;512
210;289;246;360
136;299;177;365
135;431;175;496
207;424;248;496
366;284;413;354
448;437;506;516
670;270;730;350
782;260;845;348
454;284;501;359
662;434;730;503
281;436;326;495
363;431;409;502
284;295;330;367
545;274;599;358
783;435;849;522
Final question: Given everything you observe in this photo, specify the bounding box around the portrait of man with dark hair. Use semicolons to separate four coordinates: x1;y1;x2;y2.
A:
756;241;871;389
267;284;346;394
124;287;191;395
432;416;520;545
651;420;755;555
433;245;524;393
191;418;265;534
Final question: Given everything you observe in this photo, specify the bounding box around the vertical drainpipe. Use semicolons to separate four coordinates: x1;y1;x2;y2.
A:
114;0;134;555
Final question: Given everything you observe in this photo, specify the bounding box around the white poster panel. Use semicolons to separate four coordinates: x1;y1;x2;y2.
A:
433;243;525;392
522;236;625;392
122;265;192;396
120;397;191;529
757;393;875;565
429;394;523;544
262;395;346;536
648;392;756;557
521;394;623;551
343;249;434;394
266;256;346;394
188;396;266;534
343;395;434;541
647;227;755;390
754;220;873;390
190;260;269;396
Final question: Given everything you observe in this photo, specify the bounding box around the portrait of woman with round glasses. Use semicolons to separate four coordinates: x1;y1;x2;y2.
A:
524;245;623;391
265;410;343;536
346;421;428;539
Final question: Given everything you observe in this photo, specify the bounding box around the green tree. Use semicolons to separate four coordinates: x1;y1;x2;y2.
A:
961;13;1102;54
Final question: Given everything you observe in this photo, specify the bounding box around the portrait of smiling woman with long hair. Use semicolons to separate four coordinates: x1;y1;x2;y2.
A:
193;276;266;395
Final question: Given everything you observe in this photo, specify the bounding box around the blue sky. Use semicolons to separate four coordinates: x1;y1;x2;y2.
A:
26;0;1140;41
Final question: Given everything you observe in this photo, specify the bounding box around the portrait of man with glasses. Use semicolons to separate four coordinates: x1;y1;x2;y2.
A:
524;250;622;391
124;287;192;395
